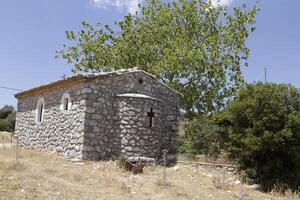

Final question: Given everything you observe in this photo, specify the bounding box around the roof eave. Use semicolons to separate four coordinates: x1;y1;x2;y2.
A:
15;75;89;99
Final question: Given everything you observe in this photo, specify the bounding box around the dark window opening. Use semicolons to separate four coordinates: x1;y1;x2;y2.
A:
38;103;43;122
147;108;155;127
138;78;144;84
64;98;69;110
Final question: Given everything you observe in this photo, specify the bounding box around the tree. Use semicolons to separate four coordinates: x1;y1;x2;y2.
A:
0;105;16;132
179;115;224;156
6;111;16;131
0;105;14;119
0;119;10;132
217;83;300;191
56;0;258;114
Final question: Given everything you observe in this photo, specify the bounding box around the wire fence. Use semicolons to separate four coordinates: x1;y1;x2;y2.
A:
0;132;20;161
0;132;15;149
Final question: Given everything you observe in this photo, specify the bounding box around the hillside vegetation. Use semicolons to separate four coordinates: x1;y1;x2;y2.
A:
180;83;300;191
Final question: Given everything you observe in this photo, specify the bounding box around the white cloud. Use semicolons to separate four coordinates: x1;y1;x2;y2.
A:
90;0;142;14
90;0;234;14
211;0;234;7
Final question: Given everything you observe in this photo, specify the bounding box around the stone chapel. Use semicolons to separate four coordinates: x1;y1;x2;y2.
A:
14;69;180;161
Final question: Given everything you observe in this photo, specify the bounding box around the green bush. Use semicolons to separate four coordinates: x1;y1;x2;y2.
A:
217;83;300;191
0;119;10;132
0;105;16;132
179;115;224;157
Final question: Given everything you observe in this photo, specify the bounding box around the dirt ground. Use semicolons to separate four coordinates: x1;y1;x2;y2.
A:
0;147;299;200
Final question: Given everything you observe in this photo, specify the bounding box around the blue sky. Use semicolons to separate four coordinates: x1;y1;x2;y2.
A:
0;0;299;107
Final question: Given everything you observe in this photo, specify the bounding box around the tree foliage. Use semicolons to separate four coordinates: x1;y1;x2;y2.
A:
217;83;300;191
57;0;258;113
0;105;16;132
179;115;224;157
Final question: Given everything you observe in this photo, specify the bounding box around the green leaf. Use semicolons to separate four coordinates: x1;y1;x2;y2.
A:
56;0;258;114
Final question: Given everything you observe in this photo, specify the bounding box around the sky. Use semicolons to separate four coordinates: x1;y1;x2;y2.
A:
0;0;299;108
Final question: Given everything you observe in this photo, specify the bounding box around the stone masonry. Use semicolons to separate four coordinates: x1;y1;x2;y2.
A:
15;69;180;161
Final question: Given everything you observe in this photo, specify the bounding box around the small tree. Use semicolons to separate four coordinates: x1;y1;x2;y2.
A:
0;105;14;119
0;119;10;132
0;105;16;132
179;115;224;157
217;83;300;191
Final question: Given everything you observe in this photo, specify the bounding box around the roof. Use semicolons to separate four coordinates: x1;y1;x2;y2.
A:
15;68;180;99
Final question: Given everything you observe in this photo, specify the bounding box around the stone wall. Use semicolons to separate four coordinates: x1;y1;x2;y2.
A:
83;71;180;160
15;82;86;160
117;96;162;159
15;70;180;161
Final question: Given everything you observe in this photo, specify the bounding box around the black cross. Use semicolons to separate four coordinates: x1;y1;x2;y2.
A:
147;108;155;127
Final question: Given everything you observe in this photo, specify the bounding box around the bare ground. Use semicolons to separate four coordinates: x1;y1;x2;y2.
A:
0;147;299;200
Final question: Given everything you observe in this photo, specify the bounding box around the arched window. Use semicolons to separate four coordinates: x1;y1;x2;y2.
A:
36;98;44;123
61;93;72;111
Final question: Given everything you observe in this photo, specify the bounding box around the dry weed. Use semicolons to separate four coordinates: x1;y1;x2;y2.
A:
234;190;252;200
156;178;173;187
0;132;11;143
0;175;22;198
44;167;57;175
120;181;132;194
73;174;84;182
212;176;226;190
6;161;26;172
212;172;233;190
271;188;300;200
0;148;298;200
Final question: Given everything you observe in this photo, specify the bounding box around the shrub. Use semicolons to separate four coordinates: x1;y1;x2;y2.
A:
116;155;126;168
217;83;300;191
0;105;16;132
0;105;14;119
179;115;224;157
0;119;10;132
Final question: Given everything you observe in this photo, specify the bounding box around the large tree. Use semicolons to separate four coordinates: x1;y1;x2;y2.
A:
216;83;300;191
56;0;258;114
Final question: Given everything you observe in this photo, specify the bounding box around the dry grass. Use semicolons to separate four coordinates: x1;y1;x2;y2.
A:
0;148;299;200
271;190;300;200
271;185;300;200
0;132;12;144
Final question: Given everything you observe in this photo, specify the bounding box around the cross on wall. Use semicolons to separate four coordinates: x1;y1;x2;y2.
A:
147;108;155;127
